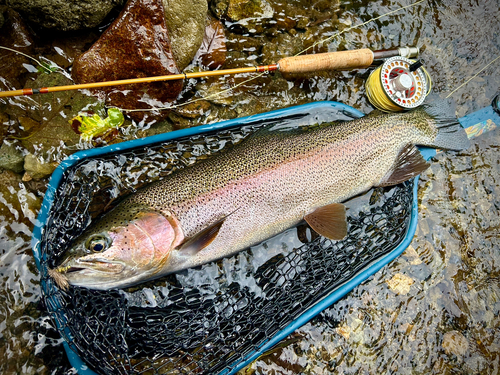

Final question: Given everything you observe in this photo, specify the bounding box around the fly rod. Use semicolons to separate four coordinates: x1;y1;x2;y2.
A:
0;46;419;98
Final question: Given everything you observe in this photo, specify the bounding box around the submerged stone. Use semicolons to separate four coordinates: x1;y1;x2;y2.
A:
386;273;414;295
23;153;58;180
163;0;208;71
173;100;211;118
0;169;41;226
19;73;103;157
442;330;469;357
192;16;227;70
72;0;183;121
0;141;24;174
226;0;273;21
6;0;126;31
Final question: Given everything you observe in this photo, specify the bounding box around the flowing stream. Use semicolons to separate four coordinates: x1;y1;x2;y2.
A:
0;0;499;373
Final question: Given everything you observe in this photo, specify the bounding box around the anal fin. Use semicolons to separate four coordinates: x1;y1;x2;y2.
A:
379;144;430;187
304;203;347;241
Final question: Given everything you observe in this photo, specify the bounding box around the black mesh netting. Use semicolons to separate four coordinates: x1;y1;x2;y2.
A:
38;107;414;374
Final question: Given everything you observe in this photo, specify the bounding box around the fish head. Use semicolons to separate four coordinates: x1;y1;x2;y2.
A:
50;205;184;290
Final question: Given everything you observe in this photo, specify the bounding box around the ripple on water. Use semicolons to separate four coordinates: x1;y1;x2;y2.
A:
1;0;500;373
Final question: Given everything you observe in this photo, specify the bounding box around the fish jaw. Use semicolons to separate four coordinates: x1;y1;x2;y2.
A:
51;210;184;290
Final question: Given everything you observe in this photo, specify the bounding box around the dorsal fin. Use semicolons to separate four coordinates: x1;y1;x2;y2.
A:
379;144;430;187
304;203;347;241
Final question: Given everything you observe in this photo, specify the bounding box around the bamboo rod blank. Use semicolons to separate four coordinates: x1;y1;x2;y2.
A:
0;47;419;98
0;65;278;98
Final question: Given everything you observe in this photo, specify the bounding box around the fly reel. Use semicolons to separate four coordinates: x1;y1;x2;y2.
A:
366;56;431;112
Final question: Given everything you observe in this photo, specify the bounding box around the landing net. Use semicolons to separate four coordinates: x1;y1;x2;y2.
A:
37;106;414;374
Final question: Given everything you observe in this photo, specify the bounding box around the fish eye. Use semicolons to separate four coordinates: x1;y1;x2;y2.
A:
85;235;110;253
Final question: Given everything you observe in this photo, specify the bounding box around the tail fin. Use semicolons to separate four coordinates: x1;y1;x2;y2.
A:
421;98;470;150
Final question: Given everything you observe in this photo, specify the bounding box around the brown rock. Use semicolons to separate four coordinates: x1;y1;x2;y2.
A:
72;0;183;121
0;8;35;92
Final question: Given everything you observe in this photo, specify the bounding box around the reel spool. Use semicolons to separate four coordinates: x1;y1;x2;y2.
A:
366;56;431;112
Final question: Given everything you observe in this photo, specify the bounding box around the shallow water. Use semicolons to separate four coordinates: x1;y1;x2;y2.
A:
1;0;500;374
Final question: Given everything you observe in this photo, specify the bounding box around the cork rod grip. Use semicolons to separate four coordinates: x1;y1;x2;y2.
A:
278;49;374;74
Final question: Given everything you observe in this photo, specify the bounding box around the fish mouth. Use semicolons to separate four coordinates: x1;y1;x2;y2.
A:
49;260;126;290
66;266;85;273
57;259;126;275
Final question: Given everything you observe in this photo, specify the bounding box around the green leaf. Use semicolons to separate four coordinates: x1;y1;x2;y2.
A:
70;108;125;141
36;60;59;74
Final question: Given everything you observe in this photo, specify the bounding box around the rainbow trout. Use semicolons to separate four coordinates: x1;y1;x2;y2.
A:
50;102;469;290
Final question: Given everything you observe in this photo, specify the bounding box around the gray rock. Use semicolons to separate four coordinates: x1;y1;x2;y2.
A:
0;141;24;174
6;0;126;30
163;0;208;71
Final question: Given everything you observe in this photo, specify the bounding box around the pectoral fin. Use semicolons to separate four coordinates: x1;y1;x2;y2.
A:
179;217;225;255
379;144;430;187
304;203;347;240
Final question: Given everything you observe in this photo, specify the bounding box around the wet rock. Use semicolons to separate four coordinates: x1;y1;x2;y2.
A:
261;32;304;65
173;100;211;118
163;0;208;71
226;0;272;21
234;95;266;117
346;316;364;344
442;330;469;357
19;72;103;157
203;105;237;123
195;81;234;105
72;0;183;121
136;119;174;138
386;273;414;295
192;16;227;70
225;32;262;53
43;32;102;70
407;262;432;282
0;8;35;92
210;0;229;19
223;50;249;69
0;169;41;225
296;17;309;29
0;141;24;174
221;0;273;34
336;324;350;340
0;112;10;146
23;153;58;180
6;0;126;31
403;245;422;265
168;111;195;129
261;76;290;95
